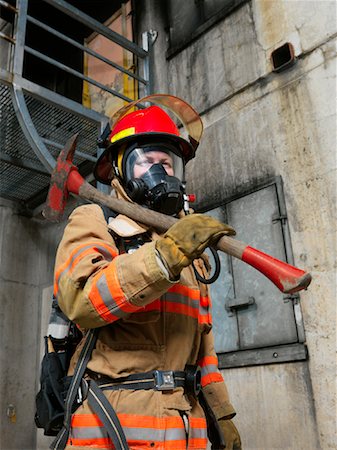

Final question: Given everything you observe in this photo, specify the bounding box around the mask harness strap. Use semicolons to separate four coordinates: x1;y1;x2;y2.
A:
192;247;221;285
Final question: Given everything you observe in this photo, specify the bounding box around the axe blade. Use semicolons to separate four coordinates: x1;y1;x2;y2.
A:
43;134;79;222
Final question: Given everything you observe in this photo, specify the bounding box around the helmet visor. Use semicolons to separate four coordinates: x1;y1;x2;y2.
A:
124;145;184;181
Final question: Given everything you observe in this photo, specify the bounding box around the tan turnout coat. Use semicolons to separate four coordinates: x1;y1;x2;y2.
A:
54;204;235;449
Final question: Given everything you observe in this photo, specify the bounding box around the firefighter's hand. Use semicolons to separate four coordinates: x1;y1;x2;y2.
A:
218;419;242;450
155;214;235;279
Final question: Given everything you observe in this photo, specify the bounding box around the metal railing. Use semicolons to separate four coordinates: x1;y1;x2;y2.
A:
0;0;155;206
2;0;152;102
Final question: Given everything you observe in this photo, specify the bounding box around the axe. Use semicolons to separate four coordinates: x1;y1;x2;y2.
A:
44;134;312;295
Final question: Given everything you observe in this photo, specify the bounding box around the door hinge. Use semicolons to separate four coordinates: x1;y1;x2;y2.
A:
283;293;300;304
272;213;287;224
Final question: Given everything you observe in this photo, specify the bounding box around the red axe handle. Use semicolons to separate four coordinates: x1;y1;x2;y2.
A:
216;236;311;294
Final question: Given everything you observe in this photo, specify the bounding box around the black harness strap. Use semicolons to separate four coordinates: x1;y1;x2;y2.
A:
87;380;129;450
93;370;187;392
50;329;128;450
50;329;98;450
198;390;226;449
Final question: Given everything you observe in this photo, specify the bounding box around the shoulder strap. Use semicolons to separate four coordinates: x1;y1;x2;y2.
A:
86;380;129;449
51;207;129;449
50;328;98;449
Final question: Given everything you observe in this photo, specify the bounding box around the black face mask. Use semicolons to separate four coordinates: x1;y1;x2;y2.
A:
125;164;184;216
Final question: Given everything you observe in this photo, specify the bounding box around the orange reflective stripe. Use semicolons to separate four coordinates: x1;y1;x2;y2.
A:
104;261;130;308
163;440;189;449
201;372;224;386
71;414;186;430
89;262;139;323
188;437;208;449
165;285;211;326
165;301;199;319
127;440;187;449
89;280;120;323
198;312;210;325
198;355;223;386
69;413;189;448
54;241;117;296
67;437;110;448
189;417;207;428
168;284;200;300
142;298;161;312
118;414;183;429
71;413;103;427
68;438;190;449
198;355;218;367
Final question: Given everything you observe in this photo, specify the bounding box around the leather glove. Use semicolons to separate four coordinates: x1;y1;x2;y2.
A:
218;419;242;450
155;213;235;278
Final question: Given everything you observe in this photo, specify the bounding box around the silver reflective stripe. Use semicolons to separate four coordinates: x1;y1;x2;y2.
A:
124;426;185;442
95;273;129;318
200;364;219;378
71;426;108;439
165;292;199;310
189;426;208;439
123;427;165;441
199;302;208;316
70;423;186;443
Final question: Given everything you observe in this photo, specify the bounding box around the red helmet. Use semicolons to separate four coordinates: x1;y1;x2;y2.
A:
94;104;198;185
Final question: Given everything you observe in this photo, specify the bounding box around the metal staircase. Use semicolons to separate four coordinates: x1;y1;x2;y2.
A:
0;0;153;213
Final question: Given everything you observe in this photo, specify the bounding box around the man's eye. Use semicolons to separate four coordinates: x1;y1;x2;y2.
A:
136;160;150;166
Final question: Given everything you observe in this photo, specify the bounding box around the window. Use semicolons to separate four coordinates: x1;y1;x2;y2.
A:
204;177;307;367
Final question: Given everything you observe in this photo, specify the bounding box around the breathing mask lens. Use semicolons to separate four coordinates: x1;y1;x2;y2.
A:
124;145;184;182
123;145;185;215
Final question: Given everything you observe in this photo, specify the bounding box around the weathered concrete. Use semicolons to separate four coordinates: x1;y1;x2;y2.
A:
138;0;336;448
222;362;320;449
0;200;65;450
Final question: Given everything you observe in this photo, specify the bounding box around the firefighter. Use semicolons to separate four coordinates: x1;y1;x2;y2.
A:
54;96;242;449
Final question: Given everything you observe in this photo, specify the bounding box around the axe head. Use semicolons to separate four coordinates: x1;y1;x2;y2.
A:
43;134;79;222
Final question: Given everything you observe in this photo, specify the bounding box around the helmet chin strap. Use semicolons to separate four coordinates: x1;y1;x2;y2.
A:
110;178;133;203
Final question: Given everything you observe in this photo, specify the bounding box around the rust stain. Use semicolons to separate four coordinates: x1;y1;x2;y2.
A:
255;0;286;49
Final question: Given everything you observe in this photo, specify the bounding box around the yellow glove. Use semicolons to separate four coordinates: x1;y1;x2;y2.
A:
218;419;242;450
155;213;235;279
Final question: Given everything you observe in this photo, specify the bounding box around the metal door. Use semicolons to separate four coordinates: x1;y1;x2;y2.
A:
206;179;303;360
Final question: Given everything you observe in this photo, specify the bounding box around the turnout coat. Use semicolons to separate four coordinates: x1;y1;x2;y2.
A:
54;203;236;449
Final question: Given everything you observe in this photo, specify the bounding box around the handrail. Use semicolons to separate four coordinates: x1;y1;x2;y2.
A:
26;14;147;85
24;45;135;103
42;0;148;58
11;0;152;102
0;0;17;13
0;0;18;45
0;31;15;44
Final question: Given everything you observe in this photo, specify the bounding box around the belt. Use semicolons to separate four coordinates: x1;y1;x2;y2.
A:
88;366;201;395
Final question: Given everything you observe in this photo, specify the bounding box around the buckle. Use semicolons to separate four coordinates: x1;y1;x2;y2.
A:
154;370;175;391
185;365;201;396
77;378;89;404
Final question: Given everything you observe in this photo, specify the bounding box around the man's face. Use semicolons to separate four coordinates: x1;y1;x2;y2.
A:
133;150;174;178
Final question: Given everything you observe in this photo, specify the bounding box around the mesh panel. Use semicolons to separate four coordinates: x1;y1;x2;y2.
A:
0;81;104;208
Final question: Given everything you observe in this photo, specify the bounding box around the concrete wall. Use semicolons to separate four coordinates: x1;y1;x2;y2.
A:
137;0;336;448
0;199;65;450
